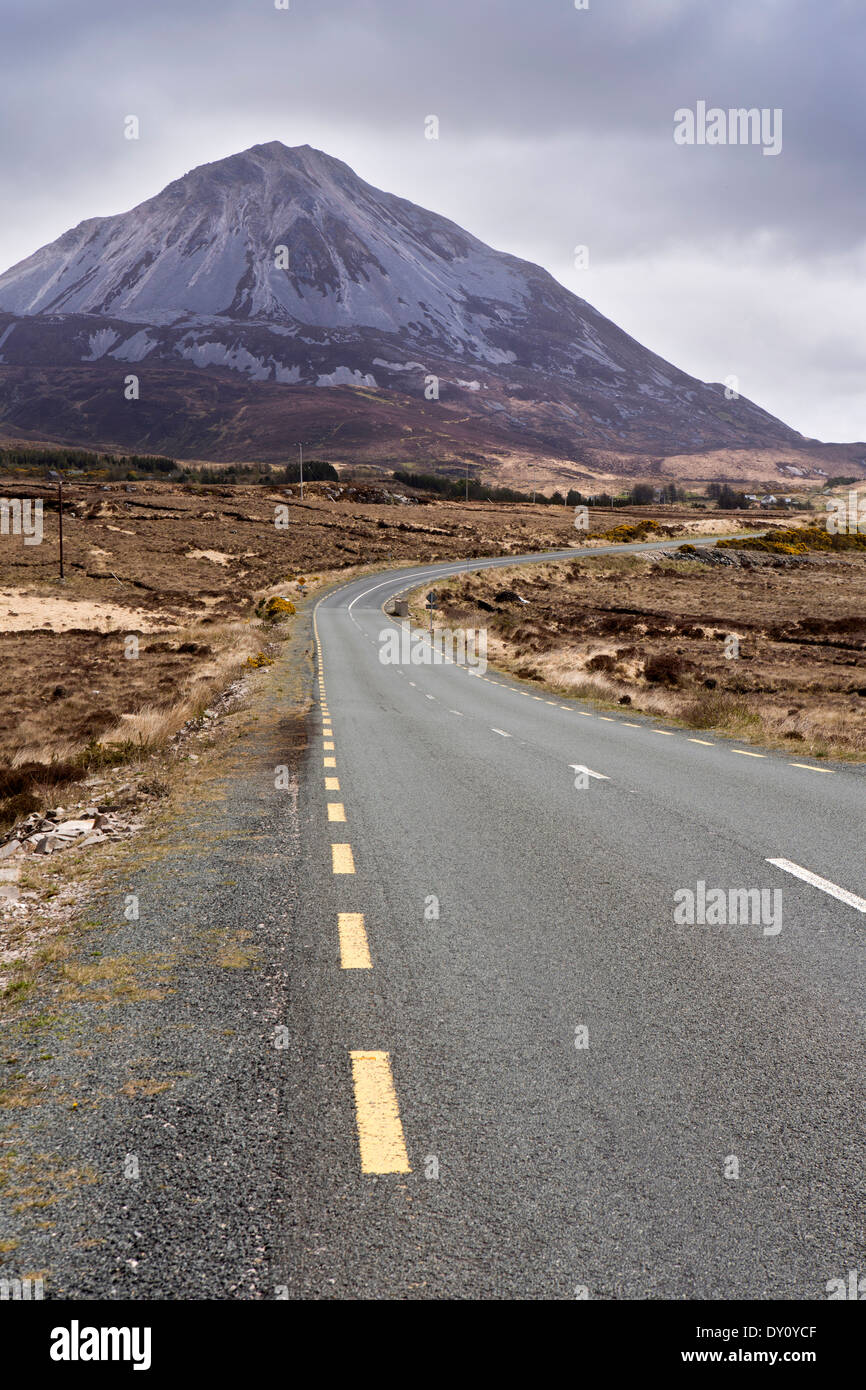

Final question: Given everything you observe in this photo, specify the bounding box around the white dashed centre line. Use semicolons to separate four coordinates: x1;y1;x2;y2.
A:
491;728;512;737
766;858;866;914
569;764;610;781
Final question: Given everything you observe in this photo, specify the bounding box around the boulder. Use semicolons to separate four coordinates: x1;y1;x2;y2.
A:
54;819;96;836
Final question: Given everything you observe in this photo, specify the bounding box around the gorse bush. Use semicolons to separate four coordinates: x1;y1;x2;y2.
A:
718;526;866;555
255;595;296;622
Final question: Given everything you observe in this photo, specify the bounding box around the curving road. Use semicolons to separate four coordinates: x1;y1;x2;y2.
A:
283;538;866;1299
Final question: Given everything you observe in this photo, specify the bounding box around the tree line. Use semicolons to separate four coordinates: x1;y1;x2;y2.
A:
393;469;686;507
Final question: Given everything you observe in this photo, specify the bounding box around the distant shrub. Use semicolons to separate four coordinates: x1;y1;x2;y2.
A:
679;691;760;730
718;526;866;555
263;596;296;621
643;653;684;685
599;521;657;544
585;653;618;674
0;791;42;830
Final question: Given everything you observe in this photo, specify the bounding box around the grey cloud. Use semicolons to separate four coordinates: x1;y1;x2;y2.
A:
0;0;863;438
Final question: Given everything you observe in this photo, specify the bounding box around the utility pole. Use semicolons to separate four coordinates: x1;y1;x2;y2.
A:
299;443;304;501
48;469;64;580
465;462;469;503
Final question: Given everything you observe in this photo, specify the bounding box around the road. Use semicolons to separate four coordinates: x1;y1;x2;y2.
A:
287;538;865;1298
3;537;862;1302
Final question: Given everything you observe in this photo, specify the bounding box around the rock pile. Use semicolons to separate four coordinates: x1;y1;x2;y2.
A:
0;806;127;858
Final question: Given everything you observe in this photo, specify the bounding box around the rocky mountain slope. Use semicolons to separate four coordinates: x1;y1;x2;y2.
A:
0;142;860;482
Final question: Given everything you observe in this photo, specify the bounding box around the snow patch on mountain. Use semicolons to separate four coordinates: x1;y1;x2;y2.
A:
373;358;428;373
316;367;378;388
82;328;120;361
110;330;158;362
178;337;271;379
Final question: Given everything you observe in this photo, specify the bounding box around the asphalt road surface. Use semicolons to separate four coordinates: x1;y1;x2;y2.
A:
289;538;864;1298
4;537;862;1301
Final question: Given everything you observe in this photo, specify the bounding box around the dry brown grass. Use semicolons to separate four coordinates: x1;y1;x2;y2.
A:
413;549;866;759
0;477;654;828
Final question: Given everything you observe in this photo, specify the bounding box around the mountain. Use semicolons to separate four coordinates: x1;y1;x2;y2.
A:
0;141;860;484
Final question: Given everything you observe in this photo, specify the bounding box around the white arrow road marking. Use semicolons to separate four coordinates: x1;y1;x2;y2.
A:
491;727;512;737
766;858;866;914
569;764;609;781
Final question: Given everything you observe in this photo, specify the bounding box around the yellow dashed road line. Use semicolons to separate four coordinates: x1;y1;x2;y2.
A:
328;802;347;822
323;740;335;750
325;776;340;790
688;738;714;746
349;1051;410;1174
324;756;336;768
733;749;765;758
331;843;355;873
789;762;834;773
339;913;372;969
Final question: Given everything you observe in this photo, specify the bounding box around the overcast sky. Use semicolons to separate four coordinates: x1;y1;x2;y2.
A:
2;0;863;441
